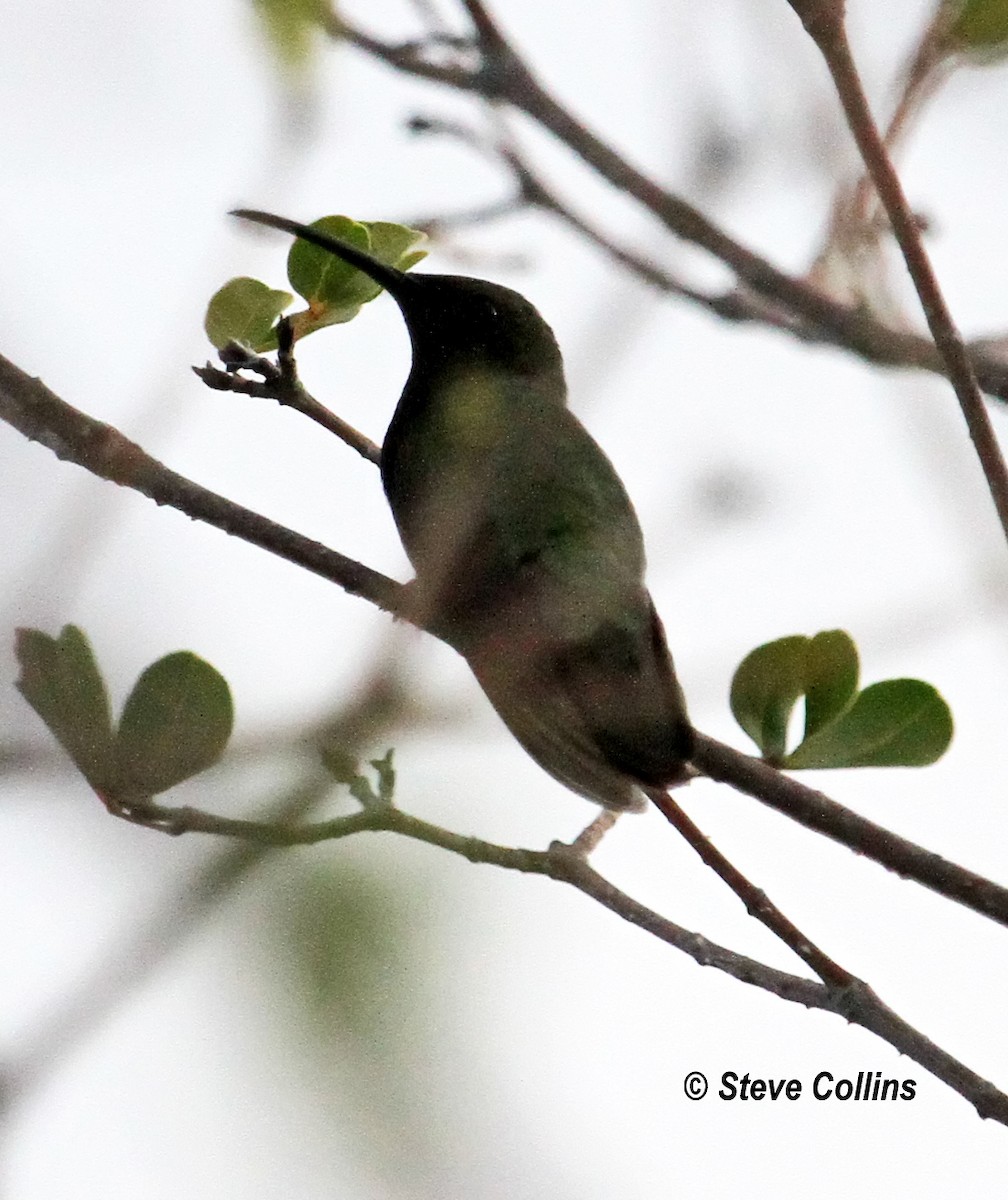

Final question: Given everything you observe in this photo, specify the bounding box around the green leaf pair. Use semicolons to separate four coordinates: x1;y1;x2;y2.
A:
205;215;427;351
15;626;233;799
730;630;953;769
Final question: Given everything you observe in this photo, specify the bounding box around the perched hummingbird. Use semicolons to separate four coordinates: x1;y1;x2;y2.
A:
234;210;694;810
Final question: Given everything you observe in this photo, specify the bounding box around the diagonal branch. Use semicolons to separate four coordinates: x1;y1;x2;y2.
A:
0;352;401;613
648;788;853;987
334;7;1008;403
787;1;1008;545
81;788;1008;1125
691;733;1008;929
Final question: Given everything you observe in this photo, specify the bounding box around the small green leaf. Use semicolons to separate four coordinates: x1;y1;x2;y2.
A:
784;679;953;769
204;276;293;351
945;0;1008;54
729;635;808;762
803;629;859;738
285;216;428;339
363;221;429;274
14;625;114;790
114;652;233;795
287;216;380;311
731;630;953;770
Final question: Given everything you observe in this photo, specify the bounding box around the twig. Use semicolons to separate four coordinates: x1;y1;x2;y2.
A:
787;1;1008;546
333;8;1008;403
63;789;835;1002
846;9;950;228
648;789;853;987
407;114;808;333
0;352;400;613
194;330;381;465
691;733;1008;929
5;352;1008;928
65;787;1008;1125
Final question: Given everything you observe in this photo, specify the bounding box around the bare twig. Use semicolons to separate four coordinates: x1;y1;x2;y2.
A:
195;330;381;464
648;788;853;987
333;7;1008;403
788;1;1008;545
56;786;1008;1125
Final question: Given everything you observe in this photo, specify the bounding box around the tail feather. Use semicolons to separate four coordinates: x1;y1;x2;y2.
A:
468;598;692;811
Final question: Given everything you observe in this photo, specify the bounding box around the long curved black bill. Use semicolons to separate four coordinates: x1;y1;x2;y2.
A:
230;208;417;302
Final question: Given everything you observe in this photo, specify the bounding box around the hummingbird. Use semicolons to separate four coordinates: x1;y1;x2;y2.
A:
233;209;694;810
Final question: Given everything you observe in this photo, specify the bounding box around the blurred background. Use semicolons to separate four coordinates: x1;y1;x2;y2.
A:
3;0;1008;1193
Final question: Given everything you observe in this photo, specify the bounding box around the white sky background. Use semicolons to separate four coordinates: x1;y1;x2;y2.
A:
3;0;1008;1194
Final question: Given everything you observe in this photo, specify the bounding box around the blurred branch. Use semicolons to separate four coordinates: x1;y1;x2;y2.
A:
69;784;1008;1125
331;4;1008;403
4;349;1008;929
787;0;1008;546
406;114;811;334
846;6;951;229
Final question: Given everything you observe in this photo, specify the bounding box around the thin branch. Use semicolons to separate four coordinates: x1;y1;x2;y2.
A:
648;789;853;987
789;2;1008;545
407;114;809;333
82;790;833;1002
83;789;1008;1124
846;8;951;229
5;352;1008;929
333;8;1008;402
0;352;400;613
691;733;1008;929
195;330;381;464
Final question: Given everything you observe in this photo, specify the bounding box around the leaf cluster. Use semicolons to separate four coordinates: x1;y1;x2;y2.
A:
15;626;233;800
205;216;427;351
730;630;953;768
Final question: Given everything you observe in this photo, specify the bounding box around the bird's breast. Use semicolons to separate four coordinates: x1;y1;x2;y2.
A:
381;366;529;563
